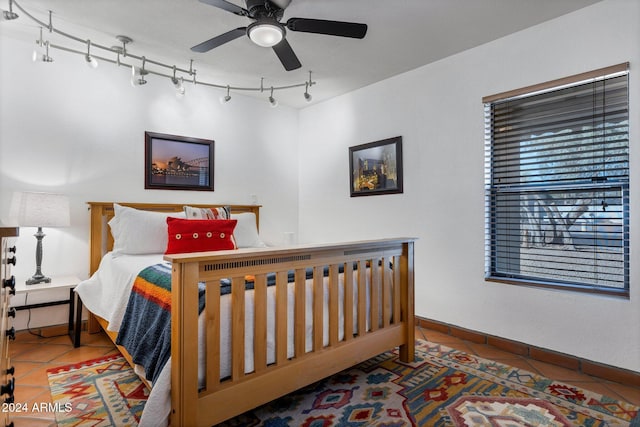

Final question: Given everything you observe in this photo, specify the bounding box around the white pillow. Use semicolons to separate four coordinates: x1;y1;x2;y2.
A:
109;204;186;256
183;205;230;219
230;212;267;248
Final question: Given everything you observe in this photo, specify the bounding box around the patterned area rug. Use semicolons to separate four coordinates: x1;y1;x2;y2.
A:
47;353;149;426
46;342;639;426
219;340;639;426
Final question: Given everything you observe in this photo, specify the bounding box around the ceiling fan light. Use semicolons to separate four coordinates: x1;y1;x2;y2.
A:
248;22;284;48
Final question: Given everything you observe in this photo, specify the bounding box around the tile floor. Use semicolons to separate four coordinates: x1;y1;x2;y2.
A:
5;326;640;426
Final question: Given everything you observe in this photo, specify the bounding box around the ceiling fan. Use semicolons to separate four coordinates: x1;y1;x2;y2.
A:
191;0;368;71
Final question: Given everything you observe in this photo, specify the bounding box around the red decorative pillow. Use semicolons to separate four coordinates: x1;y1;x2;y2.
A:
165;217;237;255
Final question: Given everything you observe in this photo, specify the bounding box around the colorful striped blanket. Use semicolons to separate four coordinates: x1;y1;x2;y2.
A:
116;261;360;384
115;262;305;384
116;262;204;383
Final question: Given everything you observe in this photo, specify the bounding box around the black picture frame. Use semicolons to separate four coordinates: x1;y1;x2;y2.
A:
144;131;214;191
349;136;403;197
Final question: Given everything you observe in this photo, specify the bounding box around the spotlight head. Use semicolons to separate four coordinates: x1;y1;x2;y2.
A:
32;51;53;62
1;10;18;20
219;86;231;104
131;65;148;86
268;96;278;108
85;54;98;68
171;77;185;97
84;40;98;68
304;91;312;102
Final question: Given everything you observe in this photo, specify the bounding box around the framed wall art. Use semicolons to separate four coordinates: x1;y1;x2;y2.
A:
349;136;403;197
144;131;214;191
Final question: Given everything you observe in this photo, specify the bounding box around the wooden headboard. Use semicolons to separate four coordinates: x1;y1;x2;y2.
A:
87;202;261;276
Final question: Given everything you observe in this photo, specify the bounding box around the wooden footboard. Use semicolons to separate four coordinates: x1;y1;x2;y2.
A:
166;238;415;427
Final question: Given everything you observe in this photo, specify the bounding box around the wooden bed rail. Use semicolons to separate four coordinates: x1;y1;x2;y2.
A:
165;238;415;427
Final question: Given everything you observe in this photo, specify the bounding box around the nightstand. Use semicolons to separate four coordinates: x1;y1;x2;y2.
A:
13;275;83;347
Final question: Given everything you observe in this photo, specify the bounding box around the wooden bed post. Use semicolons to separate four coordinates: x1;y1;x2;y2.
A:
170;260;200;427
399;240;415;363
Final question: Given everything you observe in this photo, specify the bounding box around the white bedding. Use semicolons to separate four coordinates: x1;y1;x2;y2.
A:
76;252;368;427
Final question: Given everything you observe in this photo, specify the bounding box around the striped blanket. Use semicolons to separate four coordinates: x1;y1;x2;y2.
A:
116;261;358;384
116;262;204;383
115;263;300;383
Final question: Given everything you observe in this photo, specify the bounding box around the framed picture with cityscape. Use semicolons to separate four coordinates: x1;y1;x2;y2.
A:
144;131;214;191
349;136;403;197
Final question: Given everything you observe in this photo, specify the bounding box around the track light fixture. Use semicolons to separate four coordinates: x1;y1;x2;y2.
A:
220;85;231;104
9;0;317;104
268;87;278;108
304;82;312;102
85;39;98;68
131;57;148;86
1;0;18;20
174;77;185;97
32;27;52;62
171;66;185;97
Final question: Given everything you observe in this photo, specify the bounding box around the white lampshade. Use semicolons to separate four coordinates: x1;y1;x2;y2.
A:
10;192;70;227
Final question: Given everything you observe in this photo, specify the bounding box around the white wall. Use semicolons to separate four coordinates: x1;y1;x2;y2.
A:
298;0;640;372
0;32;299;328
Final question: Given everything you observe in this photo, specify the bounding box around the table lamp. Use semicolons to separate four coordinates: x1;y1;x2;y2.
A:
10;192;70;285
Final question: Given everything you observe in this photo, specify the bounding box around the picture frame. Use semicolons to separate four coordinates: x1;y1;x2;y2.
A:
349;136;403;197
144;131;214;191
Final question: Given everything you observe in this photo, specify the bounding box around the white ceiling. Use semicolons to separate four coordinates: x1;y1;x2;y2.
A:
3;0;600;108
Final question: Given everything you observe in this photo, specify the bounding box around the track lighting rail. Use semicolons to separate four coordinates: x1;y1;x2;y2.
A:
8;0;316;102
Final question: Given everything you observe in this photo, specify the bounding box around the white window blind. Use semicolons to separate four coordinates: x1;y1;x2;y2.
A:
484;64;629;295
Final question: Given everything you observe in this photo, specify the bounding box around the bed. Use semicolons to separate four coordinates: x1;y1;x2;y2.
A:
79;201;415;426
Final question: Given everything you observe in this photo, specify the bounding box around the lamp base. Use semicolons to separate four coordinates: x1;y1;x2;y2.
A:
26;275;51;286
27;226;51;285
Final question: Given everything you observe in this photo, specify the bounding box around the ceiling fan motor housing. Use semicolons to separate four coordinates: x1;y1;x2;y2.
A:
246;0;285;21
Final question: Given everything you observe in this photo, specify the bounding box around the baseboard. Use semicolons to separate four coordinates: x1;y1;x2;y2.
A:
416;316;640;387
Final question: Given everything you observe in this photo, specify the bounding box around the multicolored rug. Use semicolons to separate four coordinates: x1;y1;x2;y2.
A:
47;342;639;426
219;340;639;426
47;353;149;426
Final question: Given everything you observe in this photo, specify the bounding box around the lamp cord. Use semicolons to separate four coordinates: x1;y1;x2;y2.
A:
24;292;68;339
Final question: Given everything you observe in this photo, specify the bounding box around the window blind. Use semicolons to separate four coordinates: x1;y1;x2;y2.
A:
484;66;629;295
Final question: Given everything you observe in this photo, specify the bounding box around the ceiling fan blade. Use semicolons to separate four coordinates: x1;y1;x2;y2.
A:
191;27;247;52
286;18;367;39
198;0;248;16
272;39;301;71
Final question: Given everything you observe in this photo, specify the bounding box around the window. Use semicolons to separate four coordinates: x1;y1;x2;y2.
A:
484;63;629;296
